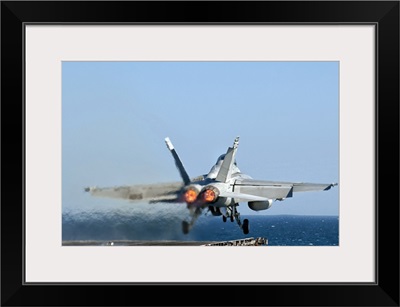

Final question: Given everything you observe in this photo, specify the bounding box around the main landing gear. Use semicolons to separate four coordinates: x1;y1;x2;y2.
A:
182;220;190;234
182;207;202;235
222;205;249;235
182;205;249;235
242;219;249;235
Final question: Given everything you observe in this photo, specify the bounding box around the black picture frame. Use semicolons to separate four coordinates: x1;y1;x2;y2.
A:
1;1;399;306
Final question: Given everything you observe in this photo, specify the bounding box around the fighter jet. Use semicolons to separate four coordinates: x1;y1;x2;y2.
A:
85;136;337;235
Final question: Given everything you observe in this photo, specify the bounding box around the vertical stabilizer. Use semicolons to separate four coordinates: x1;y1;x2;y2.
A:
215;136;239;182
165;137;191;185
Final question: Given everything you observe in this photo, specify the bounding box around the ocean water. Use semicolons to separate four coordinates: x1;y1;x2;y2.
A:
62;209;339;246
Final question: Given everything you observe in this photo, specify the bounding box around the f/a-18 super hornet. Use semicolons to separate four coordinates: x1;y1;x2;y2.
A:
85;137;337;235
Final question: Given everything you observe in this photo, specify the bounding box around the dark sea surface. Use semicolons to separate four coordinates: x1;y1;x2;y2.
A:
62;209;339;246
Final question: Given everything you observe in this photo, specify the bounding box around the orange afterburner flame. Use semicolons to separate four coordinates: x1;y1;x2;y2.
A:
184;189;198;204
203;189;216;202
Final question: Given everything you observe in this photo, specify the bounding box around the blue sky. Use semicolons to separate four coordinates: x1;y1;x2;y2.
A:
62;61;339;216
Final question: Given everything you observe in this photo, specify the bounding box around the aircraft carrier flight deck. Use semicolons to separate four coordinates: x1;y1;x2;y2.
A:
62;237;268;246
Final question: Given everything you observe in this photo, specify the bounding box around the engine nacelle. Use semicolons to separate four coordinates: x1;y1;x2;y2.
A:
199;184;234;207
200;185;220;203
182;184;202;204
248;199;273;211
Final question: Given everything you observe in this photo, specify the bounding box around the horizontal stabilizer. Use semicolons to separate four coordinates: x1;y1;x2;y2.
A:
85;182;183;202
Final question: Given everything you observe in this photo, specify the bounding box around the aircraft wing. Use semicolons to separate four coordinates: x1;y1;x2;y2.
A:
233;179;337;200
85;181;184;203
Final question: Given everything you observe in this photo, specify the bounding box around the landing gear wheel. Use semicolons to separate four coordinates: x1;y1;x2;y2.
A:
222;216;227;222
242;219;249;235
182;221;190;234
230;215;234;222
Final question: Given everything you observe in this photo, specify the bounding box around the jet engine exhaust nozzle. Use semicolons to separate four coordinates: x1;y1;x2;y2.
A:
184;188;198;204
200;186;220;203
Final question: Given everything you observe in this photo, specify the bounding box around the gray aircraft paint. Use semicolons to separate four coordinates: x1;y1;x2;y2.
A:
86;137;337;235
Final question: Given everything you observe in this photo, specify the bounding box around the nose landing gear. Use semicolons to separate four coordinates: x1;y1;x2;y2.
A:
228;204;250;235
